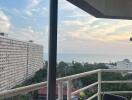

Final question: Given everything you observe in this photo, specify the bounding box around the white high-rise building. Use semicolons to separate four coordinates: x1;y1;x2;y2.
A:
116;59;132;70
0;36;43;91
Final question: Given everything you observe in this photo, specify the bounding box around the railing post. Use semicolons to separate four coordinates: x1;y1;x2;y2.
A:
98;70;102;100
67;79;72;100
58;81;63;100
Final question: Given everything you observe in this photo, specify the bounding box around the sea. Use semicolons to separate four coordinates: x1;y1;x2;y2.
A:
44;53;132;63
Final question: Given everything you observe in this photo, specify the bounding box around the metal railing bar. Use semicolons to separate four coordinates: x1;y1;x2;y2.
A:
72;82;98;95
2;69;132;100
86;93;98;100
0;82;47;99
57;69;101;81
102;91;132;94
0;70;101;99
102;80;132;84
98;71;101;100
101;69;132;72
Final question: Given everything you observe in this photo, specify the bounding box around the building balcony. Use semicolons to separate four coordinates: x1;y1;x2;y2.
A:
0;69;132;100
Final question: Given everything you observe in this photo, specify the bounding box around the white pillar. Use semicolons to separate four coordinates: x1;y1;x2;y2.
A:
58;81;63;100
67;80;72;100
98;71;102;100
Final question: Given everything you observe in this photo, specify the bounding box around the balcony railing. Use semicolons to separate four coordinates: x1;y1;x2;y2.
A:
0;69;132;100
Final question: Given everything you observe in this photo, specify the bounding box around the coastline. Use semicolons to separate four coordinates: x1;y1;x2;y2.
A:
44;53;132;63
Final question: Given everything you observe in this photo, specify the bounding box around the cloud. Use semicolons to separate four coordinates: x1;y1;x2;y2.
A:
59;0;76;11
10;26;48;46
1;0;132;55
57;4;132;54
57;0;132;42
25;0;47;17
0;10;11;32
60;14;132;42
28;0;41;9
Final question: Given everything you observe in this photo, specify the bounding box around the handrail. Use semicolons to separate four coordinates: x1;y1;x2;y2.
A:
86;93;98;100
102;91;132;94
102;80;132;84
57;69;100;81
0;82;47;99
0;69;132;100
0;69;100;100
72;82;98;95
101;69;132;72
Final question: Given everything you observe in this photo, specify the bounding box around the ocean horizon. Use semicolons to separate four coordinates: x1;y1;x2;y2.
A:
44;53;132;63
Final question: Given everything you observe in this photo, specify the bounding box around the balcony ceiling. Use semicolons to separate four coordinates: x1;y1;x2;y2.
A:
67;0;132;20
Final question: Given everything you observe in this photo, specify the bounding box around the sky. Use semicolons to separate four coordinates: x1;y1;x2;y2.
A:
0;0;132;55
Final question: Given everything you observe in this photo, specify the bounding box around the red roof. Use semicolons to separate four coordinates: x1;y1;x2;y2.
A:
38;86;77;96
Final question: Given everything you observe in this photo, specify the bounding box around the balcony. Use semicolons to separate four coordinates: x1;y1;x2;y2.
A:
0;69;132;100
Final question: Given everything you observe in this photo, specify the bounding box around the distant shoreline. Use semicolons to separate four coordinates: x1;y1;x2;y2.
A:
44;53;132;63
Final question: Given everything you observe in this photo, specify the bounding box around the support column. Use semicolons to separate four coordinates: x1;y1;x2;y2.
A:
47;0;58;100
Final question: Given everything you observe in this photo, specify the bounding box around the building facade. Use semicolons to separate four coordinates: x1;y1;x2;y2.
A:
0;36;43;91
116;59;132;70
